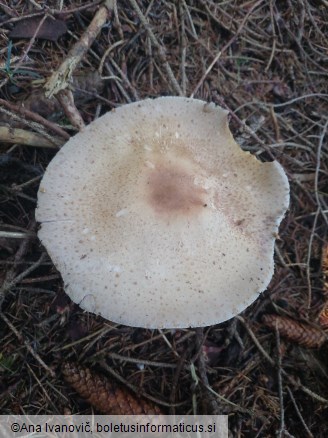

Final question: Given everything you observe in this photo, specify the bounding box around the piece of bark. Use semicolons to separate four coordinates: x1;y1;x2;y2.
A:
0;126;61;148
262;314;327;349
62;362;163;415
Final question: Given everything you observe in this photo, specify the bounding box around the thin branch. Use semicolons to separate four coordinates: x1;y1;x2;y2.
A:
0;97;70;140
45;1;113;98
190;0;265;97
128;0;183;96
275;324;286;438
0;311;55;378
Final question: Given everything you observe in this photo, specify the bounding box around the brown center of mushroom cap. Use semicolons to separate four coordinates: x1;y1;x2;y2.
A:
147;162;207;216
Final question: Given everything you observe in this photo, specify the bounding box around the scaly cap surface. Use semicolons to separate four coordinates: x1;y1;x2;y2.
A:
36;97;289;328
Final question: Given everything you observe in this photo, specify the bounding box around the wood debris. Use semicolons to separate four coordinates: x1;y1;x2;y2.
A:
319;307;328;330
45;2;113;98
262;314;327;349
62;362;163;415
0;126;61;148
322;241;328;295
319;242;328;329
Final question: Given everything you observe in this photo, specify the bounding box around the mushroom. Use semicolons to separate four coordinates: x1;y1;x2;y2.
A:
36;97;289;328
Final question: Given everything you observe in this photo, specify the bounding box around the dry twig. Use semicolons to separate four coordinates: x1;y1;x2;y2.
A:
56;89;85;131
0;126;60;148
0;311;55;378
128;0;183;96
45;1;113;98
0;97;70;140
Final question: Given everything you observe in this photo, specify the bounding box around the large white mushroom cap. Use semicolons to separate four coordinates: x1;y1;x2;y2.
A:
36;97;289;328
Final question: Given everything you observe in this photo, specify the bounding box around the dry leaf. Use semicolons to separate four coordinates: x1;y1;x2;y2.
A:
9;16;67;42
62;362;163;415
262;314;327;349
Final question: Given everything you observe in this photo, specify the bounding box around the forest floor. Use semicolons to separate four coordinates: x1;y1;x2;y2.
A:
0;1;327;437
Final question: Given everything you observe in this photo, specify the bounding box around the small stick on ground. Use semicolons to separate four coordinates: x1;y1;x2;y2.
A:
275;323;286;438
265;0;277;72
107;57;139;101
0;107;63;147
0;311;55;378
56;89;85;131
179;1;187;96
99;360;173;408
26;363;59;412
0;220;37;307
45;1;113;98
0;245;54;377
287;387;314;438
238;316;328;404
169;349;188;415
0;14;47;89
306;120;328;307
194;328;221;414
0;231;35;239
212;94;277;160
286;374;328;404
0;98;70;140
103;352;177;369
128;0;183;96
0;127;60;148
236;316;275;366
190;0;265;98
0;253;47;307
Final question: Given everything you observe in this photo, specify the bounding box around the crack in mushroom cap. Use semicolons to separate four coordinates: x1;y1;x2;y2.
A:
36;97;289;328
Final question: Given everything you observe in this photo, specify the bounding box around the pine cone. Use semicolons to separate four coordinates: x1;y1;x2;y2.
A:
62;362;163;415
262;314;327;349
